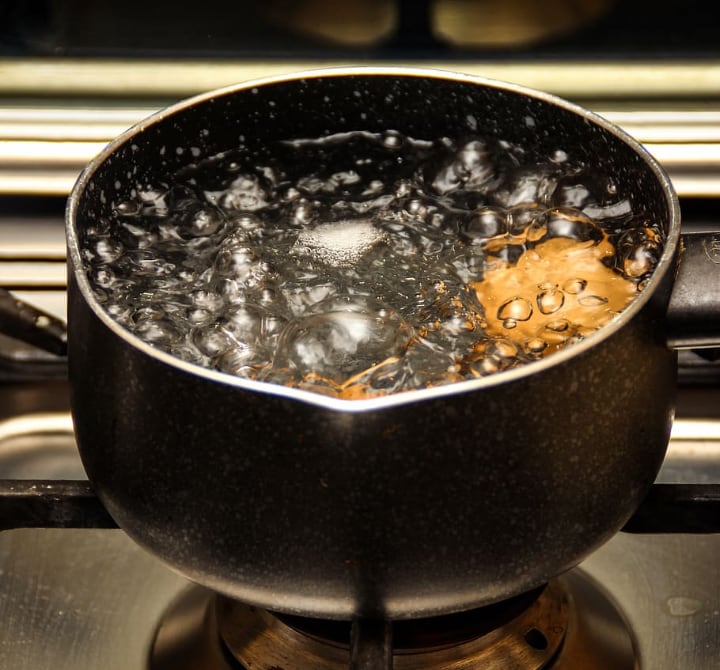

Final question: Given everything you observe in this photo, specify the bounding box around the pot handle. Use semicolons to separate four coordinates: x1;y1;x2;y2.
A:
666;230;720;349
0;288;67;356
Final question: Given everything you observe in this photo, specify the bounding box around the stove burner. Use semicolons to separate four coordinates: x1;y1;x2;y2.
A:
149;573;637;669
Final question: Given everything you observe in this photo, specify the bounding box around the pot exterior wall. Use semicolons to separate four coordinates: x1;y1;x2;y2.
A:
68;268;675;619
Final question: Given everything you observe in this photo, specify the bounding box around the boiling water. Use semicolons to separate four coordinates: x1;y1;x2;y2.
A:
82;131;662;398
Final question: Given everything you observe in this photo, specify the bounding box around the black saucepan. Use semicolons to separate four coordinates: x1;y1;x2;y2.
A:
4;68;720;621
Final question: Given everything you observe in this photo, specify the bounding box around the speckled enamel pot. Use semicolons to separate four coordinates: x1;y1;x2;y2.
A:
66;68;680;620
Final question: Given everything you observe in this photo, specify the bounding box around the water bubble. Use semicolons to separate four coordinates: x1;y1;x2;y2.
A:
457;140;495;188
192;322;235;357
578;295;609;306
215;346;263;376
562;278;587;294
115;199;141;217
382;130;404;149
224;304;264;341
187;308;214;325
497;297;533;322
623;243;658;278
582;198;632;221
331;170;361;186
525;338;548;354
180;205;225;238
219;175;268;211
545;319;570;332
214;239;260;280
507;204;547;235
545;207;600;242
552;182;593;209
190;289;224;311
431;140;495;194
537;288;565;315
291;200;315;226
462;206;507;243
95;239;124;263
92;266;116;289
617;227;662;279
284;280;339;316
277;296;411;383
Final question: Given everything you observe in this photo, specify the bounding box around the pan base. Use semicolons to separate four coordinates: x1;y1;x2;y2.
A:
149;572;637;669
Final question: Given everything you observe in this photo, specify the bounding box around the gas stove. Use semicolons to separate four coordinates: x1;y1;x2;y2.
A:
2;2;720;668
0;404;719;669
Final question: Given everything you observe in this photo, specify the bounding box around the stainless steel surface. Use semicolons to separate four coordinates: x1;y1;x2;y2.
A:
1;61;720;196
0;416;718;668
3;59;720;98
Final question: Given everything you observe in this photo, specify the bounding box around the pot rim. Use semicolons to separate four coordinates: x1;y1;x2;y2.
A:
66;65;681;413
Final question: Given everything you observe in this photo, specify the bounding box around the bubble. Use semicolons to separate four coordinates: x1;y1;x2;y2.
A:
537;287;565;315
92;266;116;289
617;227;662;279
562;278;587;294
190;289;224;311
623;243;658;278
545;319;570;332
134;318;180;346
187;307;214;326
458;140;493;179
95;239;124;263
215;346;263;375
276;296;412;383
462;206;507;243
283;280;339;316
552;182;593;209
578;295;609;306
115;199;141;217
497;297;533;322
545;207;601;242
179;204;225;238
382;130;403;149
214;239;261;280
507;204;547;236
219;175;268;211
525;338;548;354
431;140;495;194
291;201;315;226
192;322;235;357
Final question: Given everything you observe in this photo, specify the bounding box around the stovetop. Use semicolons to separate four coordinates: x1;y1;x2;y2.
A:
1;13;720;660
0;403;718;668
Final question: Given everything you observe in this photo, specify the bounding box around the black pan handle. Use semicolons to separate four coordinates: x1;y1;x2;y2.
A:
666;231;720;349
0;288;68;357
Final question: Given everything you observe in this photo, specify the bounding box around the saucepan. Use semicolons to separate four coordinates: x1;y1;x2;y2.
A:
1;68;720;622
